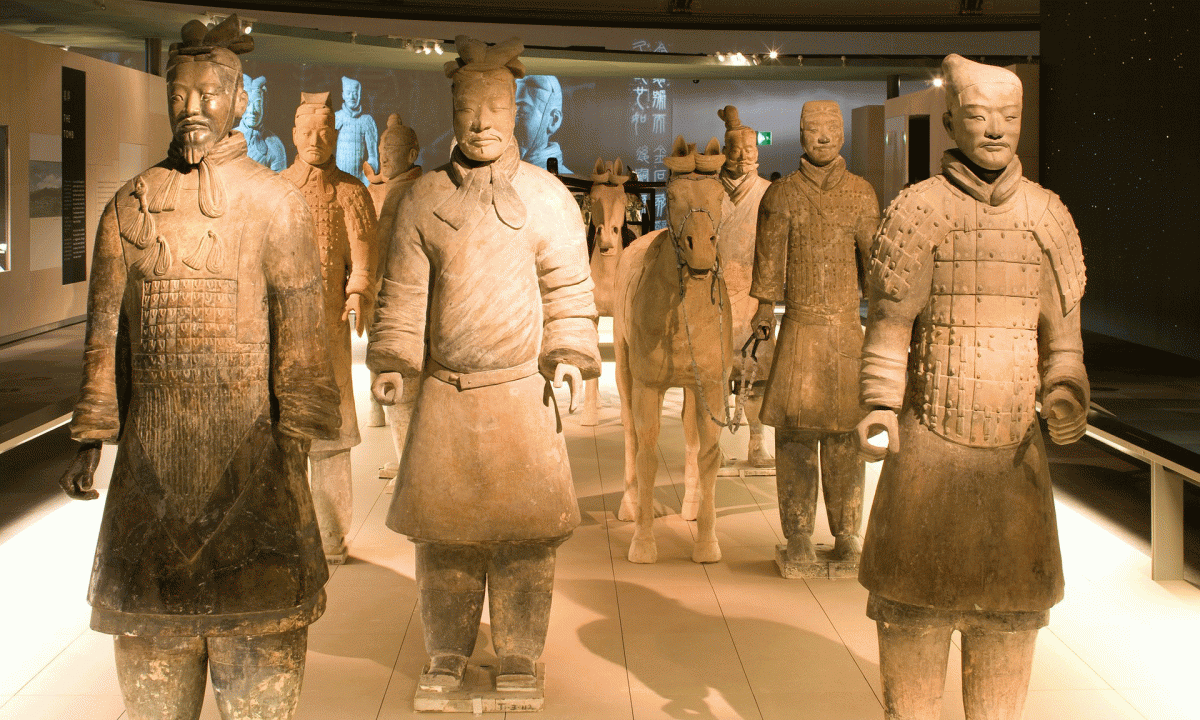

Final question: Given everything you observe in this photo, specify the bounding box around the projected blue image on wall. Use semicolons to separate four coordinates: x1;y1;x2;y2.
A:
515;75;570;174
335;76;379;184
236;75;287;171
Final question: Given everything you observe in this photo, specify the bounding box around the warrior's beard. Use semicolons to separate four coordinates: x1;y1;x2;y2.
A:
176;111;236;165
724;160;758;178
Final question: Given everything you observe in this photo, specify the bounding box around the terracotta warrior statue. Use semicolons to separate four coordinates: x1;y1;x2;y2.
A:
751;100;880;571
282;91;377;564
58;16;339;720
368;36;599;697
716;105;774;468
335;76;379;184
514;74;571;174
234;74;286;171
363;114;421;459
856;54;1088;719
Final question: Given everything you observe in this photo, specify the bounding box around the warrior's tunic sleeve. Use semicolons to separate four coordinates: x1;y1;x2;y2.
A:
264;190;341;440
368;184;429;377
750;182;788;304
860;186;941;410
341;181;378;306
1033;191;1089;410
537;180;601;380
70;199;127;442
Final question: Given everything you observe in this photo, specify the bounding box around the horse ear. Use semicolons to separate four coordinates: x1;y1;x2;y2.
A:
613;157;625;176
703;137;722;156
671;135;689;157
593;157;606;175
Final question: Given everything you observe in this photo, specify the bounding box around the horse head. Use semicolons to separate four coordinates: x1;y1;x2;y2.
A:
587;157;631;257
663;136;726;276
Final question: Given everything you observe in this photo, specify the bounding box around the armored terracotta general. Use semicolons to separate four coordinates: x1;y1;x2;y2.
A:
363;114;421;457
716;105;775;468
751;100;879;569
58;15;339;720
281;92;377;563
335;76;379;184
368;36;599;697
855;55;1088;720
234;74;286;171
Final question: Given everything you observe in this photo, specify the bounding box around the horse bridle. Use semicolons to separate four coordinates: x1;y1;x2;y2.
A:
668;207;723;278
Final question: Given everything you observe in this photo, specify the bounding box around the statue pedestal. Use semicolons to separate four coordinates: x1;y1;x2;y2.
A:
378;461;399;480
414;662;545;713
774;543;858;579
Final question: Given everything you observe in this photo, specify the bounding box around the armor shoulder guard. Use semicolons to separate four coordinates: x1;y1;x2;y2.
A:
869;177;952;301
1026;182;1086;314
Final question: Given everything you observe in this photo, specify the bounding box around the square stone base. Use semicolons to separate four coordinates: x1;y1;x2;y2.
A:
717;461;776;478
414;662;545;713
775;544;859;579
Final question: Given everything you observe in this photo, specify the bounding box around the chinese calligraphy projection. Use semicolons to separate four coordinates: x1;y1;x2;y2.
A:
614;135;731;565
629;39;671;227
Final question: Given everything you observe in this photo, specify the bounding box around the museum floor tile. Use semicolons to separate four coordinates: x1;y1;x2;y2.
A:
0;332;1198;720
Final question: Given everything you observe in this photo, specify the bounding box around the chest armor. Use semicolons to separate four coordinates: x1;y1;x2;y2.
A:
298;181;348;300
786;184;861;313
912;200;1042;447
117;170;270;520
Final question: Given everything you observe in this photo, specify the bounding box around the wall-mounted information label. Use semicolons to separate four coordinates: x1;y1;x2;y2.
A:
62;66;86;285
757;131;772;146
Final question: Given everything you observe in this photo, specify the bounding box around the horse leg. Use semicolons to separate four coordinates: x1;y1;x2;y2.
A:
691;386;723;563
615;335;638;522
581;376;600;427
680;388;701;521
628;384;665;564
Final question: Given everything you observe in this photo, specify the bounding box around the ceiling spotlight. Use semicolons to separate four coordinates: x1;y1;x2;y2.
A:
734;52;745;64
434;43;443;55
715;52;725;61
768;49;779;60
751;55;760;65
243;24;252;34
932;77;944;87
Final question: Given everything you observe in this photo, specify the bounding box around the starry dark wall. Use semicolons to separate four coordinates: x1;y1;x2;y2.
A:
1041;1;1200;359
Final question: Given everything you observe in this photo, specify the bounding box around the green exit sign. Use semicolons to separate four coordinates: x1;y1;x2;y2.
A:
757;131;772;146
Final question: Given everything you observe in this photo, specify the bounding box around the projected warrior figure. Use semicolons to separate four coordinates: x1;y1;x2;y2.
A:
234;74;286;171
515;75;571;174
335;76;379;185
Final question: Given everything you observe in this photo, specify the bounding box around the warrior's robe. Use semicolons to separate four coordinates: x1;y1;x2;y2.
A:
368;141;600;543
719;169;774;381
71;134;340;636
335;107;379;185
859;150;1088;623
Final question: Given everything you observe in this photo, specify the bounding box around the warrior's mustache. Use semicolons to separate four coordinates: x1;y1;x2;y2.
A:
463;132;503;144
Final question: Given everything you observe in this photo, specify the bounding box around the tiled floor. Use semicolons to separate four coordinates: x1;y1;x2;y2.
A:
1;331;1199;720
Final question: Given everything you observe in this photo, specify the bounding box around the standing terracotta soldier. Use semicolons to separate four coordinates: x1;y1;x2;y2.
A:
369;36;599;699
282;92;377;564
58;16;339;720
335;76;379;185
235;74;286;171
363;115;421;464
856;55;1088;719
715;105;774;468
751;100;880;571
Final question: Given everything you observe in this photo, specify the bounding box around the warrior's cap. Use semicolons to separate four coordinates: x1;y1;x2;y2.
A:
801;100;843;122
167;15;252;74
342;76;361;92
718;105;756;140
381;114;418;147
295;92;335;124
444;35;526;80
942;54;1022;111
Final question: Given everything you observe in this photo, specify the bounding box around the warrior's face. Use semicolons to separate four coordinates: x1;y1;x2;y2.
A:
342;79;361;111
168;62;246;165
294;114;336;166
801;112;844;167
722;130;758;178
944;82;1022;171
243;80;265;129
380;138;416;179
514;77;561;158
452;71;517;163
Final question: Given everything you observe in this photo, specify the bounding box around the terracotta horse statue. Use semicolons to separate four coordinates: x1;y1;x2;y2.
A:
580;157;642;426
614;136;732;564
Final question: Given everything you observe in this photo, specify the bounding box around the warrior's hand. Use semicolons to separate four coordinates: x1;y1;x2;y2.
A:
59;441;102;500
553;363;583;414
343;292;369;336
751;301;776;340
363;161;380;184
856;408;899;462
373;372;403;406
1042;385;1087;445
